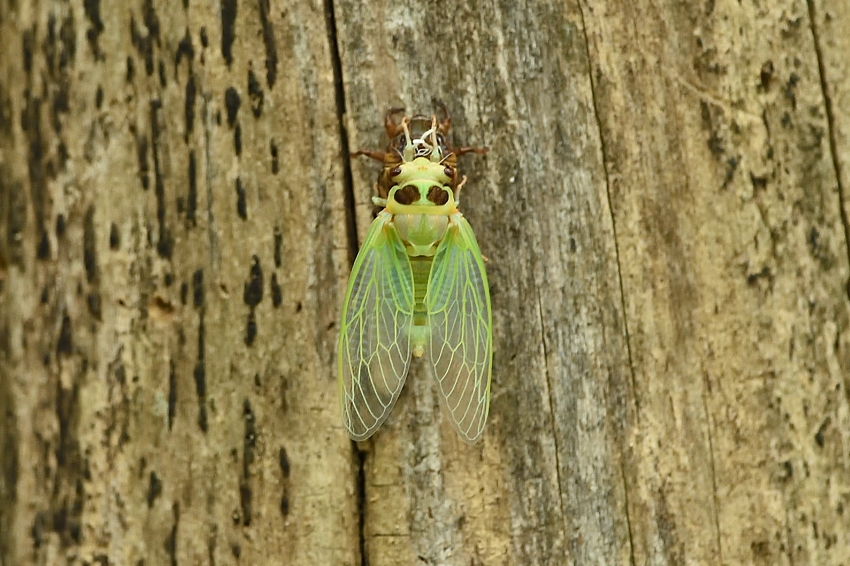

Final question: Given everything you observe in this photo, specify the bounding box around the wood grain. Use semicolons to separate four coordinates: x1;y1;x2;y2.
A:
1;0;848;564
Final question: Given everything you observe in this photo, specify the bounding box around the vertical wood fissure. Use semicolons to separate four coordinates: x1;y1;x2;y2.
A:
322;0;358;265
574;4;639;563
321;1;367;564
575;0;639;421
700;380;724;566
806;0;850;282
535;290;567;538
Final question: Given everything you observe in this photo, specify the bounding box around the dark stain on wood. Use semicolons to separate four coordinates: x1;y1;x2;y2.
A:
130;0;161;76
235;177;247;219
106;351;130;450
240;399;256;525
175;28;194;68
83;0;105;60
187;150;197;224
22;27;36;74
147;471;163;507
245;311;257;345
184;75;196;143
225;87;240;126
0;369;19;557
164;503;179;566
56;311;73;355
87;293;101;319
257;0;278;87
55;213;66;237
158;59;167;87
83;206;98;283
247;69;263;117
36;230;51;260
168;360;177;430
270;139;279;174
4;180;26;267
271;273;282;307
279;446;290;516
194;310;208;433
191;268;207;430
134;129;150;190
220;0;237;66
53;373;85;546
109;222;120;249
149;99;173;258
125;56;135;83
243;256;263;307
273;226;282;267
192;269;204;308
0;82;12;137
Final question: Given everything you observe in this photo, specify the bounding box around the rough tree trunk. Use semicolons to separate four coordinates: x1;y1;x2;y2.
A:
1;0;849;565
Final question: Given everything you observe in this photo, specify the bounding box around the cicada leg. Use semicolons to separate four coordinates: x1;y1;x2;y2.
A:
432;99;451;135
455;146;489;156
384;107;407;138
350;149;386;161
454;175;468;204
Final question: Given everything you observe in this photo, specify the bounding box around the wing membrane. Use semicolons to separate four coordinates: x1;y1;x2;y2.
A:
338;214;414;441
427;215;493;443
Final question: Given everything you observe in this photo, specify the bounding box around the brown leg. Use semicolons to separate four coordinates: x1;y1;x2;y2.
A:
432;99;451;134
384;107;406;138
455;146;489;156
349;149;386;161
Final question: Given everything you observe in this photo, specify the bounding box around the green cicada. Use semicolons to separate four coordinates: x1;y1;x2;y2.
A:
338;108;492;443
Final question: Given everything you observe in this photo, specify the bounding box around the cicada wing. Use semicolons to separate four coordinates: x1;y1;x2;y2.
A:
426;215;493;443
338;214;415;441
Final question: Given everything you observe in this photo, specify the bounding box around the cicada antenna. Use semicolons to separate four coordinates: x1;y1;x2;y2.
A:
400;117;415;162
428;115;442;162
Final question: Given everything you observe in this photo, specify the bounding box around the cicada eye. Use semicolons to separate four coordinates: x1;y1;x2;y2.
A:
394;185;419;205
390;166;402;177
443;166;455;178
426;186;449;205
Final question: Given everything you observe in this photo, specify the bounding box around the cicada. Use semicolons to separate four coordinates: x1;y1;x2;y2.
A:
338;107;492;443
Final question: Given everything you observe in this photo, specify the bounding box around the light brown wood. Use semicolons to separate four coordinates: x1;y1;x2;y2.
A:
0;0;358;564
2;0;849;565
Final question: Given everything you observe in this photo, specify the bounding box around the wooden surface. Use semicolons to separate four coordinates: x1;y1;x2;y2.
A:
1;0;849;564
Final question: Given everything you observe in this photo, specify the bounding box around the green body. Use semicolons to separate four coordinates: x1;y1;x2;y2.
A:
338;152;493;443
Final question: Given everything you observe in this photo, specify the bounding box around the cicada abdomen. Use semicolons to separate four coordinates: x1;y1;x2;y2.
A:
339;107;492;443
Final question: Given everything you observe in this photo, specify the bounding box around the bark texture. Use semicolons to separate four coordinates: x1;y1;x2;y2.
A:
1;0;849;565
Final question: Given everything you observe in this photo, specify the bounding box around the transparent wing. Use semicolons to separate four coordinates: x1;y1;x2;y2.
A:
426;214;493;443
338;213;415;441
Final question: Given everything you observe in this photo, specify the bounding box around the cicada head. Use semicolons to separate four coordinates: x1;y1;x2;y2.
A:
353;104;484;203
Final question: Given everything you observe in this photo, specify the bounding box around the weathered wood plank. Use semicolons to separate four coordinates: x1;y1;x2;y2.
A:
334;0;635;564
582;0;850;563
2;0;849;564
0;0;358;564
